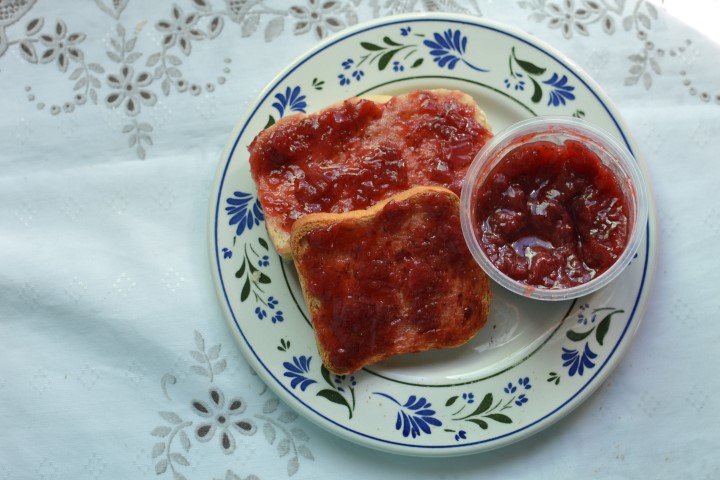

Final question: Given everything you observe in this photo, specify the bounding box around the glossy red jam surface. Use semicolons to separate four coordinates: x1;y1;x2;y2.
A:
249;90;492;232
475;139;629;289
301;192;485;373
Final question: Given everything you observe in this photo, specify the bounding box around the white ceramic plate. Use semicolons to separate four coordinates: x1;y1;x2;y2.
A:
209;13;656;456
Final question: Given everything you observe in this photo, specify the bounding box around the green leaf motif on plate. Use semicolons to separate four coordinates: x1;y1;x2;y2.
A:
337;27;425;85
277;338;291;352
560;305;624;377
315;364;356;419
311;77;325;90
506;46;577;107
278;348;357;419
234;238;285;324
359;35;421;71
444;379;532;441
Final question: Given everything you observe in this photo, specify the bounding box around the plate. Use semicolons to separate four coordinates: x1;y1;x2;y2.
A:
209;13;656;456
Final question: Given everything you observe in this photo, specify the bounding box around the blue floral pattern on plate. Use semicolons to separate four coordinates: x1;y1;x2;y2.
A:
423;28;489;71
225;191;263;237
543;72;576;106
283;356;317;392
211;14;653;456
272;85;307;117
373;393;442;438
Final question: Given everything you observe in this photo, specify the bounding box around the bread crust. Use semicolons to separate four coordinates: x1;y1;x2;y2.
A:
249;89;492;258
290;186;491;374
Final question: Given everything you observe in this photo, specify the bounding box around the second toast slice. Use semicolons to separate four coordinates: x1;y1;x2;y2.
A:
290;186;492;374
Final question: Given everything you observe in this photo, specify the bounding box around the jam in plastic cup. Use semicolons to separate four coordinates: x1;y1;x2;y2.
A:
460;116;648;301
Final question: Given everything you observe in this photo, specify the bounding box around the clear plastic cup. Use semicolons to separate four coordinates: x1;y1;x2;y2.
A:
460;116;648;301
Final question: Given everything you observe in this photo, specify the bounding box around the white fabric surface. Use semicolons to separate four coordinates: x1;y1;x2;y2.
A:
1;1;718;479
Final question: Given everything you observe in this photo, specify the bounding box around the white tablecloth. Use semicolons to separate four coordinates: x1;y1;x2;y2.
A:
1;1;718;478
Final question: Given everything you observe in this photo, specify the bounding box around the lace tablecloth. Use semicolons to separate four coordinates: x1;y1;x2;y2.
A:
1;1;718;479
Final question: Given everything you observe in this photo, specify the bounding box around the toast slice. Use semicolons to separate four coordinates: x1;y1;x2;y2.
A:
290;186;492;374
249;89;493;257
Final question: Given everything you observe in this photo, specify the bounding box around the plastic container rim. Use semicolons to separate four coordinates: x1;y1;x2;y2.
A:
459;115;649;301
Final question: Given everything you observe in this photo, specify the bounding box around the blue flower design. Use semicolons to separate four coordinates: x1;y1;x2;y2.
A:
423;29;488;72
400;26;411;36
503;382;517;394
271;85;307;118
504;74;526;91
518;377;532;390
338;73;350;86
337;58;364;86
374;393;442;438
258;255;270;268
562;343;598;376
222;247;232;259
424;29;465;69
333;374;356;393
254;307;267;320
462;392;475;404
543;73;576;106
271;310;284;324
283;356;317;391
454;430;467;441
392;60;404;72
576;304;595;325
225;191;264;237
515;394;529;407
267;296;278;309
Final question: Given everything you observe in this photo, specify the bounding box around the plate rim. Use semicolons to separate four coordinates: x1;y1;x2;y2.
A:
208;12;658;456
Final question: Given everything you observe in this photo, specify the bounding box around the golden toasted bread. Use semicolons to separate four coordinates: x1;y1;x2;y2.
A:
249;89;492;257
290;186;492;374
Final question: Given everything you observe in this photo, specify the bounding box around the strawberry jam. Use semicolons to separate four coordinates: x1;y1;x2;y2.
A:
249;90;492;232
474;139;629;289
298;190;488;373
